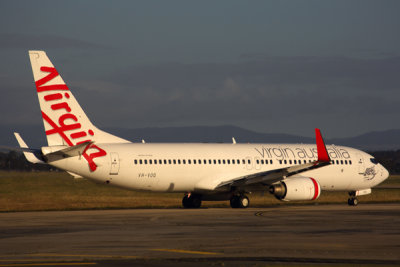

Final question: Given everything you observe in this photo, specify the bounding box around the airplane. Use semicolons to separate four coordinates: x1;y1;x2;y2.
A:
15;50;390;208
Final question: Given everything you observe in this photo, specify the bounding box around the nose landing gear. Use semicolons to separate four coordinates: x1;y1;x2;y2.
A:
348;191;358;206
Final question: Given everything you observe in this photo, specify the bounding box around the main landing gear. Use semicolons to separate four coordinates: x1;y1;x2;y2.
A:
348;191;358;206
230;194;250;209
182;193;202;208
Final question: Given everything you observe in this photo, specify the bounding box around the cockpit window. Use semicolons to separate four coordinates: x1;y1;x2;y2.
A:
370;158;378;164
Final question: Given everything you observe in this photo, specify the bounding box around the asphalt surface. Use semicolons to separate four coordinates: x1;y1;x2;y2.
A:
1;204;399;266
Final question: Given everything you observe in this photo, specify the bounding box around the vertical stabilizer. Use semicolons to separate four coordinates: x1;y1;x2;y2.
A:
28;51;130;147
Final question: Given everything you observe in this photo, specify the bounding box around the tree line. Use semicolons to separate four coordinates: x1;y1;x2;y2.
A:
1;150;399;174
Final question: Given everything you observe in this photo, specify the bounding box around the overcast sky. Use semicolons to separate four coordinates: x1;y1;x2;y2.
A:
0;0;399;139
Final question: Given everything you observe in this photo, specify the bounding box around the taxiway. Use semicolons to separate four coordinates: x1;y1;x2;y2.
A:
0;204;399;266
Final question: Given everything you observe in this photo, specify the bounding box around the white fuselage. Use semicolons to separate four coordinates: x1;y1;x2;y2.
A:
48;143;389;194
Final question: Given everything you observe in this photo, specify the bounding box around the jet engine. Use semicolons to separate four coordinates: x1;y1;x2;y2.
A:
269;177;321;201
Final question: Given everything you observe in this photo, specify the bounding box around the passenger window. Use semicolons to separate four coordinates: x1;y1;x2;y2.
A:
284;160;287;164
248;159;251;164
279;160;282;164
144;159;148;164
154;160;157;165
289;160;292;164
237;159;240;164
159;159;162;164
270;160;273;164
178;159;181;164
193;159;196;164
345;160;348;165
214;160;217;164
168;159;172;164
183;159;186;164
349;160;352;165
340;160;343;165
256;160;260;164
173;160;176;164
223;159;226;164
139;159;143;164
188;159;191;164
134;159;137;165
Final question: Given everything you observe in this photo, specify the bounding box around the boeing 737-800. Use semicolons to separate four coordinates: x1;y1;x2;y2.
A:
15;51;389;208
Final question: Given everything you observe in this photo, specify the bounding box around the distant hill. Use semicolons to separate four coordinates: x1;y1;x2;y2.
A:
330;129;400;151
107;125;314;144
1;124;399;151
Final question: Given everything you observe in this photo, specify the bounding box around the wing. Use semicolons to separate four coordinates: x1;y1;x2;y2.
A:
213;128;331;191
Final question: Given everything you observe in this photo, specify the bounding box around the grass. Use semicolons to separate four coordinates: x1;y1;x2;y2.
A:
0;171;399;212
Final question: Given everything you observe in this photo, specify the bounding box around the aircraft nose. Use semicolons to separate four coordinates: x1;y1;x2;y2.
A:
381;165;390;180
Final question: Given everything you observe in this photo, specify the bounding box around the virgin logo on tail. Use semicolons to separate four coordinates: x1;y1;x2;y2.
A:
36;66;106;171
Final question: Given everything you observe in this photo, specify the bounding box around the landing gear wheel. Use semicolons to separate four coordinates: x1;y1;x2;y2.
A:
348;197;358;206
239;195;250;208
230;195;250;208
182;194;202;209
347;191;358;206
230;196;240;208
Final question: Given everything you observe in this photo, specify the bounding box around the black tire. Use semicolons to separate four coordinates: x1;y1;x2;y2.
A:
239;195;250;208
347;197;358;206
191;197;202;209
182;195;192;208
230;196;240;208
230;195;249;208
182;194;202;209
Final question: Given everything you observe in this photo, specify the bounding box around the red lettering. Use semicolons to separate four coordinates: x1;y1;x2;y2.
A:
36;67;69;92
70;131;87;139
82;144;107;172
42;111;73;146
44;113;80;144
37;65;107;171
44;93;62;101
51;102;71;112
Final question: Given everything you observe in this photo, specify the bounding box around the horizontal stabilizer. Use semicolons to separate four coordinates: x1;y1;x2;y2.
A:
14;132;45;164
43;141;93;158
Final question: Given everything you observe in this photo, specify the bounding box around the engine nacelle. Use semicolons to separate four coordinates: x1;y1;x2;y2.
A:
269;177;321;201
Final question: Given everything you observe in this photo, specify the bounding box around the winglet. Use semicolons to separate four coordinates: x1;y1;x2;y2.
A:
315;128;330;162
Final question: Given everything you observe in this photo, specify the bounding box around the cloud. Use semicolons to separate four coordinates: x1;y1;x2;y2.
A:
90;55;400;136
1;54;399;137
0;33;110;50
